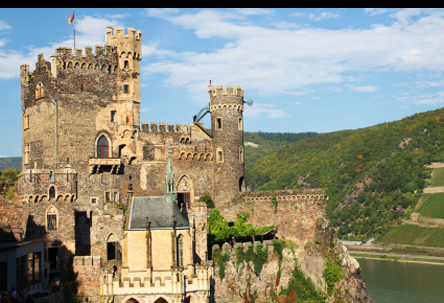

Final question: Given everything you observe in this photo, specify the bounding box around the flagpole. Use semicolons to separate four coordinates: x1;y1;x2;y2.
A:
73;8;76;50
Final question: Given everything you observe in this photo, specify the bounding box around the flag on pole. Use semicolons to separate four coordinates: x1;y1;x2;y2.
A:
68;10;74;24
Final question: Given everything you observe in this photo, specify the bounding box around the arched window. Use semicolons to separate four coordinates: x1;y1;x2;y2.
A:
47;207;57;230
107;233;120;261
238;117;243;130
124;60;129;69
49;186;55;199
97;135;109;158
239;147;244;163
177;236;184;267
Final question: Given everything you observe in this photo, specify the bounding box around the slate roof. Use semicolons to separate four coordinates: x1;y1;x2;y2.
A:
128;196;189;230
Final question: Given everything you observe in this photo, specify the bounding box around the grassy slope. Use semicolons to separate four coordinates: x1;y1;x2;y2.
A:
429;167;444;187
416;193;444;219
245;107;444;241
379;224;444;247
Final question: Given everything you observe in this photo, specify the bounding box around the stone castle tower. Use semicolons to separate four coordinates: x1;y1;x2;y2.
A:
209;84;246;203
16;26;247;291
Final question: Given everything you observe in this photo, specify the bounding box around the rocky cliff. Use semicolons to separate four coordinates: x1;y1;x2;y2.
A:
213;190;373;303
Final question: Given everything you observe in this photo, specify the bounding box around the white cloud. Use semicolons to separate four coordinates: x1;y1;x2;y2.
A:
243;103;289;119
365;8;389;16
0;20;11;30
349;86;379;93
308;12;339;21
414;91;444;105
0;15;124;79
141;108;150;112
233;8;273;16
141;8;444;102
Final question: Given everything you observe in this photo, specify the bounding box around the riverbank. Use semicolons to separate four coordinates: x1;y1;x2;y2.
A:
350;251;444;265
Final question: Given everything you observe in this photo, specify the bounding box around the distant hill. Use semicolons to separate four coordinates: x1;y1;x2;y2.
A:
244;131;319;166
0;157;21;171
245;107;444;241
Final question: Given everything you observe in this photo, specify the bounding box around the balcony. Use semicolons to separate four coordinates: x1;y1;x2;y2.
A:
89;158;121;174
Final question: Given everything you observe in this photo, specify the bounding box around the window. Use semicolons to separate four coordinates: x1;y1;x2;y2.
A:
107;242;116;260
216;118;222;130
47;207;57;230
35;82;44;99
111;111;116;122
28;253;40;285
177;236;184;267
24;144;30;165
216;147;224;163
47;247;58;269
123;84;129;93
91;197;97;204
97;135;109;158
239;147;244;163
24;115;30;130
107;234;120;261
49;186;55;199
17;255;26;290
0;262;7;291
105;191;110;202
238;117;243;130
124;60;129;69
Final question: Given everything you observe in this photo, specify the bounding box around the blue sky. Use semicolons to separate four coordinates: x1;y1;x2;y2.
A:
2;8;444;157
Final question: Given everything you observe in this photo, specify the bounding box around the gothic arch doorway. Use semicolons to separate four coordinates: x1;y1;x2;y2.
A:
177;175;193;211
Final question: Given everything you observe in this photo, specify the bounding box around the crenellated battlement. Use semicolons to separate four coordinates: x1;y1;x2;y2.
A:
54;45;119;73
141;122;194;133
55;44;117;57
209;84;244;98
98;263;211;296
106;27;142;43
105;27;142;62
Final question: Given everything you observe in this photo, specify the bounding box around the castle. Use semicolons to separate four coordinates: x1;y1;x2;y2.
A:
5;26;326;303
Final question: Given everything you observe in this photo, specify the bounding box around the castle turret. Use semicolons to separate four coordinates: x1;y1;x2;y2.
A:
209;84;246;205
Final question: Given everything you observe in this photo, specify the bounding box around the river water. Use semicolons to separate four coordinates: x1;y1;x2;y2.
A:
357;258;444;303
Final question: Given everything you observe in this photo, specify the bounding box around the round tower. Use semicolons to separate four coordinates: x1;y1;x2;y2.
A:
105;26;142;127
209;84;246;205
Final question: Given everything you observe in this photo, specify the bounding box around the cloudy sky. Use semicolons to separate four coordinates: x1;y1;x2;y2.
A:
1;8;444;157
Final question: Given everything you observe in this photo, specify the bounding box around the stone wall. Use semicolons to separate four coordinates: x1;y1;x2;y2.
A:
17;168;77;203
0;199;28;242
73;256;102;297
218;188;326;243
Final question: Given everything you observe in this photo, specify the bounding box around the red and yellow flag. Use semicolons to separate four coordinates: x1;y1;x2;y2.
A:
68;10;74;24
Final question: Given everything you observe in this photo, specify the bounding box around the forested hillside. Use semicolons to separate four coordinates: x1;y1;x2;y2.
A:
244;131;319;166
0;157;21;171
245;108;444;240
